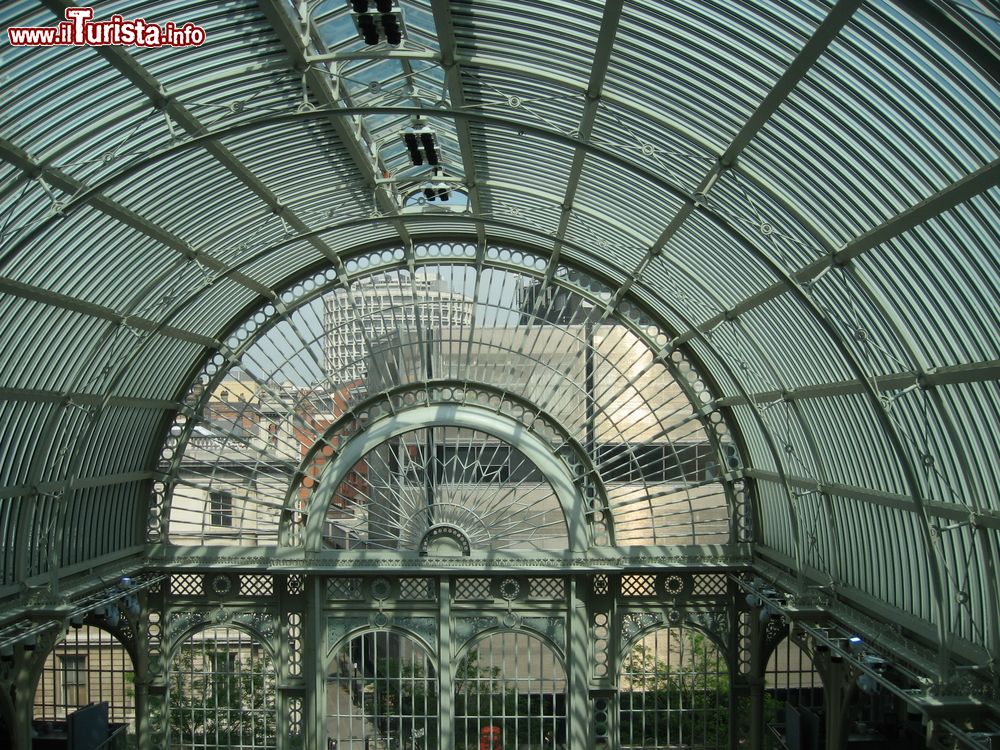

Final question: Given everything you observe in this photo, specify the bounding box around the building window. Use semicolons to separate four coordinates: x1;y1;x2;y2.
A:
210;491;233;527
60;655;88;708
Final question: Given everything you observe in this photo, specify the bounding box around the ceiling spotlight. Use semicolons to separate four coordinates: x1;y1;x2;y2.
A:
421;168;451;202
350;0;394;11
349;0;405;46
401;121;439;166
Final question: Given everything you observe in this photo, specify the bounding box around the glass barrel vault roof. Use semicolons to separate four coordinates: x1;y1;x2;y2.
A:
0;0;998;679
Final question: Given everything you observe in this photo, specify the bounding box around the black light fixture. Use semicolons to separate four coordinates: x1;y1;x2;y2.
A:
400;120;439;166
421;168;451;201
349;0;405;46
403;131;423;165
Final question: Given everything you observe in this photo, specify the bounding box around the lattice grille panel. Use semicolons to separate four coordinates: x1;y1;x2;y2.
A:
594;574;610;595
168;626;277;749
399;577;436;600
170;574;204;596
528;577;565;600
240;575;274;597
456;632;567;747
622;575;657;597
327;578;363;600
766;635;823;709
286;575;304;596
692;574;728;596
455;577;492;600
326;631;437;748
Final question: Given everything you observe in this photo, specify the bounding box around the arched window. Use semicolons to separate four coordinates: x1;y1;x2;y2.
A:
326;630;438;749
619;626;729;749
168;626;277;749
33;625;136;739
455;631;567;750
764;634;825;748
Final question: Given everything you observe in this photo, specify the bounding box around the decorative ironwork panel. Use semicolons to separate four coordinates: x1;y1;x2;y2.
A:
521;616;566;651
528;577;565;600
239;575;274;597
328;617;375;652
621;613;664;648
327;577;364;601
593;611;611;680
455;616;500;645
455;577;492;601
287;613;303;678
287;696;303;740
660;574;689;597
692;573;728;596
166;611;208;646
686;610;729;647
286;575;305;596
170;574;205;597
399;577;436;600
621;574;657;598
737;611;752;677
387;618;434;649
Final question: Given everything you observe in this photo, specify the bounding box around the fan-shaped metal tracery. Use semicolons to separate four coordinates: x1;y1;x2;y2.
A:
159;252;739;552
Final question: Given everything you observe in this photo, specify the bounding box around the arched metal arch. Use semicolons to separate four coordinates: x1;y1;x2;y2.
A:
153;239;782;558
286;381;610;522
162;620;278;668
293;403;595;553
617;616;732;676
455;626;568;672
155;233;791;561
325;625;438;671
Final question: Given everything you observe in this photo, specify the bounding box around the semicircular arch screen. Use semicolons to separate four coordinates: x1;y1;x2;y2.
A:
159;250;741;551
